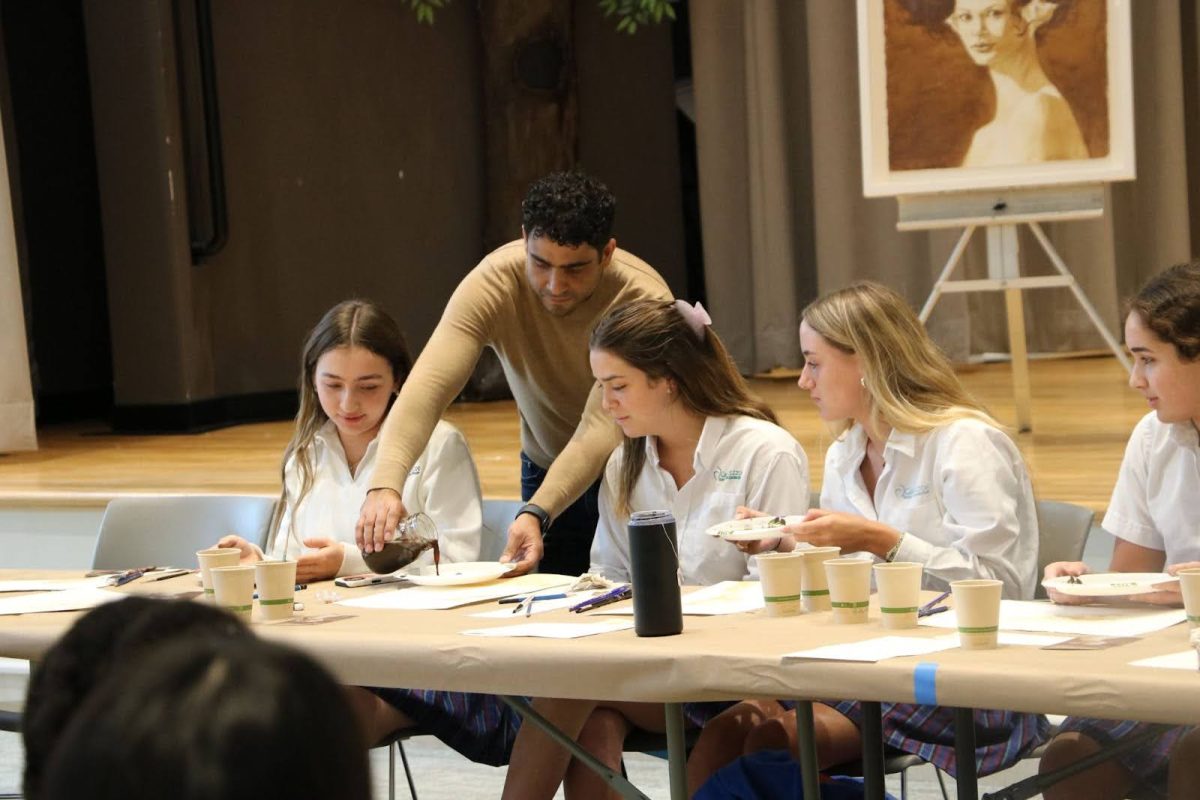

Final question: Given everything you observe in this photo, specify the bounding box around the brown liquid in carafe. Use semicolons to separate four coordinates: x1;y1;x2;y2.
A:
432;541;440;575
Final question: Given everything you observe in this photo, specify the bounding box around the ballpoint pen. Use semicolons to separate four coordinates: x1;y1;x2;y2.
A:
917;590;952;617
498;593;569;605
571;584;632;613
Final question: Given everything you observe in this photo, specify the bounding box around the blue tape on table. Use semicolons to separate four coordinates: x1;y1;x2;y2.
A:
913;662;938;705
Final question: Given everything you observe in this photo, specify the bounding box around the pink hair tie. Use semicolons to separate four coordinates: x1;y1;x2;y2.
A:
674;299;712;341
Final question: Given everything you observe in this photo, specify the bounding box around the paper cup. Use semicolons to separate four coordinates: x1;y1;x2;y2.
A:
951;579;1004;649
825;557;872;624
1178;568;1200;628
210;565;255;621
874;562;923;630
798;547;841;612
757;552;805;617
196;548;241;597
255;560;297;621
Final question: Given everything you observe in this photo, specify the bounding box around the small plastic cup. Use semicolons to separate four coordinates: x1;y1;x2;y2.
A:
950;579;1004;649
798;547;841;612
255;560;297;621
1177;568;1200;627
825;557;872;624
196;548;241;597
210;565;255;622
757;552;805;617
873;562;923;630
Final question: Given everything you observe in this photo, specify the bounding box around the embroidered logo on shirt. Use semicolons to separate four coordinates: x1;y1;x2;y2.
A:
895;484;930;500
408;465;423;476
713;467;743;482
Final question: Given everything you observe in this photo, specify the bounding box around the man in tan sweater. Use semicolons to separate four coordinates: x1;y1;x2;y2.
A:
356;172;671;575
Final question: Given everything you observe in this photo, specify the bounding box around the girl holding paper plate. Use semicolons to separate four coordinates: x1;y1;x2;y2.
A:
500;298;810;799
1039;263;1200;800
690;282;1046;792
213;300;520;766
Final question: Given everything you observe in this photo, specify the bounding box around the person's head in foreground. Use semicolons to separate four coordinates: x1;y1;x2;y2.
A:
40;635;370;800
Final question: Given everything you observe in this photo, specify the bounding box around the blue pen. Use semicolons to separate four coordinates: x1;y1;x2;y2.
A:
498;593;569;605
917;590;952;618
570;584;632;613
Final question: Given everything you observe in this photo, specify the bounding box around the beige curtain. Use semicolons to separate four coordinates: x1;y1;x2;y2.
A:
0;104;36;452
691;0;1193;369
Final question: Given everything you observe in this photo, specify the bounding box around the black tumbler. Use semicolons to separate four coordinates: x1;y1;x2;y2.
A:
628;510;683;637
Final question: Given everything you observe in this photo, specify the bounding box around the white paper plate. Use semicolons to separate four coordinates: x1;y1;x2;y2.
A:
706;515;803;542
1042;572;1179;597
405;562;513;587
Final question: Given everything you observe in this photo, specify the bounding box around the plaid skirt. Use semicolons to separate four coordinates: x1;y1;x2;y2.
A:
373;688;522;767
1057;717;1195;799
825;701;1050;777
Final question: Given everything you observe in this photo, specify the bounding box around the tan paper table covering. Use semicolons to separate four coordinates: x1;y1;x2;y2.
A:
0;571;1196;726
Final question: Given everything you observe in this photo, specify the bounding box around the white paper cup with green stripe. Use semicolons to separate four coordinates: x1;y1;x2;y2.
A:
873;562;923;630
798;547;841;612
196;548;241;598
950;579;1003;649
210;565;256;622
757;552;805;617
255;559;297;621
825;557;872;624
1179;568;1200;628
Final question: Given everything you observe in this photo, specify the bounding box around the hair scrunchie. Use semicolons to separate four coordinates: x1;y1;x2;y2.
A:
674;299;712;341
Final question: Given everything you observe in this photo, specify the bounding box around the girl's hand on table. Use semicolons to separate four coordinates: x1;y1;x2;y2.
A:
216;535;261;564
297;538;343;583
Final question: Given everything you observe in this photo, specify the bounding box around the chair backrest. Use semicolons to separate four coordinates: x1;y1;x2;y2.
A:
479;498;524;562
1034;499;1095;600
92;495;277;570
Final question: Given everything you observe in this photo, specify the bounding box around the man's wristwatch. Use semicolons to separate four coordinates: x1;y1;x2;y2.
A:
516;503;551;534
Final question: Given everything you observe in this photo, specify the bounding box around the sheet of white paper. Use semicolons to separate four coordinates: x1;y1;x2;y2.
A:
918;600;1186;637
461;620;634;639
0;587;123;616
0;577;112;593
783;635;960;663
469;591;602;619
1130;650;1198;671
337;573;571;611
595;581;765;616
998;632;1071;647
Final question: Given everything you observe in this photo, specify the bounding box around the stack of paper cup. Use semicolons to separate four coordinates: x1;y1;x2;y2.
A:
825;557;872;624
798;547;840;612
757;552;805;617
196;548;240;598
873;562;923;630
210;565;255;622
255;560;298;621
950;579;1003;649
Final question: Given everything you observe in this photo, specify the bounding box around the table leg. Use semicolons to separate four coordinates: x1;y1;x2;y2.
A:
498;696;651;800
954;706;978;800
664;702;688;800
860;701;885;800
794;700;821;800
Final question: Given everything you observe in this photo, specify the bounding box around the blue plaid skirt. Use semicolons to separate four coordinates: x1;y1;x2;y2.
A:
1058;717;1195;799
373;689;522;767
825;701;1050;778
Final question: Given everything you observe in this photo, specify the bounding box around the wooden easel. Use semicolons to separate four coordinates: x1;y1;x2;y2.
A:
898;184;1131;432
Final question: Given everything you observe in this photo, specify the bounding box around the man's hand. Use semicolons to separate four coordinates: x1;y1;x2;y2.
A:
216;535;261;564
356;488;407;553
296;537;345;583
499;513;544;577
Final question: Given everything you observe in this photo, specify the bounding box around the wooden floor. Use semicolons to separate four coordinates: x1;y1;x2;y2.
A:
0;355;1145;512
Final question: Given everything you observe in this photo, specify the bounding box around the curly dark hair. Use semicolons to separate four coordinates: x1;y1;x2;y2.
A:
521;171;616;252
1127;262;1200;362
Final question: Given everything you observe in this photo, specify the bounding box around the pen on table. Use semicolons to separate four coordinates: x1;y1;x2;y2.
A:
571;584;632;613
498;593;568;605
525;594;536;617
917;590;951;617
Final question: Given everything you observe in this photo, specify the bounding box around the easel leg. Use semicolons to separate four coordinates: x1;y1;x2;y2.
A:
1003;288;1033;432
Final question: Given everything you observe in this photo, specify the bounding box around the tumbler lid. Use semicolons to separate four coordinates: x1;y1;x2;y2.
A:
629;510;675;526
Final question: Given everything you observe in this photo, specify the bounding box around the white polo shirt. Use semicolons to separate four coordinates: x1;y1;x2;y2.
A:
821;418;1038;599
589;415;810;586
266;419;483;575
1103;412;1200;565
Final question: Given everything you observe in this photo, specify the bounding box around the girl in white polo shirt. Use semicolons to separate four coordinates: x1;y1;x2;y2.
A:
690;281;1046;791
500;298;809;800
1039;263;1200;800
216;301;519;766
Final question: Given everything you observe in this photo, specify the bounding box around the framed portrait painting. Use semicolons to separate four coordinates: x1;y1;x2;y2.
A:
856;0;1134;197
